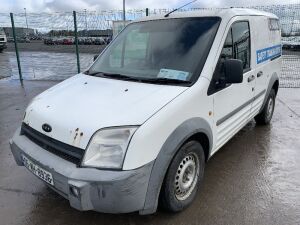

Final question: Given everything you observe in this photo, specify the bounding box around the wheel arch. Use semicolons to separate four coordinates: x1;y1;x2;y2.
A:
259;72;279;113
186;132;210;162
272;79;279;96
139;117;213;215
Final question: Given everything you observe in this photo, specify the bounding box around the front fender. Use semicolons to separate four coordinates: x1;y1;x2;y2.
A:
140;117;213;215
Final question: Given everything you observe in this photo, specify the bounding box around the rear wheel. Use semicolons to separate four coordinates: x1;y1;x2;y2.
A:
255;89;276;125
160;141;205;212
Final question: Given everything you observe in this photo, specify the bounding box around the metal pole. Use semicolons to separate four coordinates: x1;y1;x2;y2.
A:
24;8;29;37
24;8;28;29
290;11;295;36
84;9;87;35
146;8;149;16
123;0;126;21
73;11;80;73
10;13;23;85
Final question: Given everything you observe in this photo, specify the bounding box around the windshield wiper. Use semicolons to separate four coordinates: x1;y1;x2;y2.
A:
86;72;192;85
86;71;143;82
142;77;192;85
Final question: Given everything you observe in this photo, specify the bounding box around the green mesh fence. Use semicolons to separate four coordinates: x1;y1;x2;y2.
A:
0;4;299;87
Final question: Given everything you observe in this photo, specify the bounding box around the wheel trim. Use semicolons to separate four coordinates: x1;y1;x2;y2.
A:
174;152;200;201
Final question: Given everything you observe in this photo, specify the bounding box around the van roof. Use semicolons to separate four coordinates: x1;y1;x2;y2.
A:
135;8;278;22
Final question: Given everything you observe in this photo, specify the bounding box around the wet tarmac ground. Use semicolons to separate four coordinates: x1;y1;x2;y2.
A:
0;79;299;225
0;51;95;80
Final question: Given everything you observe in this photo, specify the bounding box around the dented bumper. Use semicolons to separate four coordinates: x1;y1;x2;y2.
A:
10;128;154;214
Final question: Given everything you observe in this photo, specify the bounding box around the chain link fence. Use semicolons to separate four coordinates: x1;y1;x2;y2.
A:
0;4;299;87
254;4;300;88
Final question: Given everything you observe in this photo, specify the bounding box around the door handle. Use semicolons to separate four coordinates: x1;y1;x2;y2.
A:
247;75;255;83
257;71;263;78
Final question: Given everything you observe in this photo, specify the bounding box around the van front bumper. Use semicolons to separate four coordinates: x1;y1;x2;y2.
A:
10;128;154;214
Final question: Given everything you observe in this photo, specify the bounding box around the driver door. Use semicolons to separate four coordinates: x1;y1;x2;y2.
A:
210;20;255;154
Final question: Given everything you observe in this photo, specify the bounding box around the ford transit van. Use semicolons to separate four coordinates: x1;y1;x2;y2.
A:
10;8;281;214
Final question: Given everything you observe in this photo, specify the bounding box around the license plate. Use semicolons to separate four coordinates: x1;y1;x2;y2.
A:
21;155;54;186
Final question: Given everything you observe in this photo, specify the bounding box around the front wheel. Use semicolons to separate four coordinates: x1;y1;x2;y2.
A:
255;89;276;125
160;141;205;212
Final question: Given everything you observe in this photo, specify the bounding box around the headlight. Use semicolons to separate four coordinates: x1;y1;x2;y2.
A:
82;127;137;169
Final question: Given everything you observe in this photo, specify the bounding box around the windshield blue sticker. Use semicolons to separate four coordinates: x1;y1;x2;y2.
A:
256;44;281;64
158;69;190;81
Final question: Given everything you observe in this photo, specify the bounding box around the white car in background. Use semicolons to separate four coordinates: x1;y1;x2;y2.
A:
0;27;7;53
282;36;300;50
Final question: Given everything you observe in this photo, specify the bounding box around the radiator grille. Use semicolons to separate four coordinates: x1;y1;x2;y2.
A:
21;123;85;165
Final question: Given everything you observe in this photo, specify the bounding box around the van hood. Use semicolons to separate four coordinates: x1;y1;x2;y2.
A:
23;74;187;149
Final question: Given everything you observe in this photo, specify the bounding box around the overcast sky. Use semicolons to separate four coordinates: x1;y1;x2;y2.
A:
1;0;300;13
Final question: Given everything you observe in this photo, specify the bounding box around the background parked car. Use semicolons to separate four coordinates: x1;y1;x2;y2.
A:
104;36;112;44
84;38;93;45
54;37;64;45
44;38;54;45
16;37;30;43
282;36;300;50
42;36;111;46
7;37;14;43
77;37;85;45
94;37;105;45
62;38;73;45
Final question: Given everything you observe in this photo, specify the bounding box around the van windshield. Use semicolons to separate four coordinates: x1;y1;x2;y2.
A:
88;17;220;85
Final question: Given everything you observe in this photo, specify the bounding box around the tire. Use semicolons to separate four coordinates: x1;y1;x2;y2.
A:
0;49;3;53
160;140;205;212
255;89;276;125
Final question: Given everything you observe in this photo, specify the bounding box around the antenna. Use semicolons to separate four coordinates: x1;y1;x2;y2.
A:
164;0;198;17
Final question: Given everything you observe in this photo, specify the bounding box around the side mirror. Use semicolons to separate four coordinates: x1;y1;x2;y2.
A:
224;59;243;84
93;54;99;61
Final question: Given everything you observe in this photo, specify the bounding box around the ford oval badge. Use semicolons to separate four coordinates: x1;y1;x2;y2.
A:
42;123;52;132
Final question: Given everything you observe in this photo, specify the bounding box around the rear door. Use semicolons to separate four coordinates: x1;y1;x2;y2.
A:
210;19;255;154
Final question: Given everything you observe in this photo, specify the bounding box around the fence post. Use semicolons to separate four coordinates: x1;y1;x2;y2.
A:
146;8;149;16
10;13;23;85
73;11;80;73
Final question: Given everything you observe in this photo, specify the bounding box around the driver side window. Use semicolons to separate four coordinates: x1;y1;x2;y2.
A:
208;21;250;95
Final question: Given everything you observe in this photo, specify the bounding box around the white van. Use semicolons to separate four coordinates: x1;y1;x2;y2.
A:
10;8;281;214
0;27;7;53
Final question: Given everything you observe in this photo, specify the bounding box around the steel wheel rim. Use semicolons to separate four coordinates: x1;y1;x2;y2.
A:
267;97;274;120
174;152;199;201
